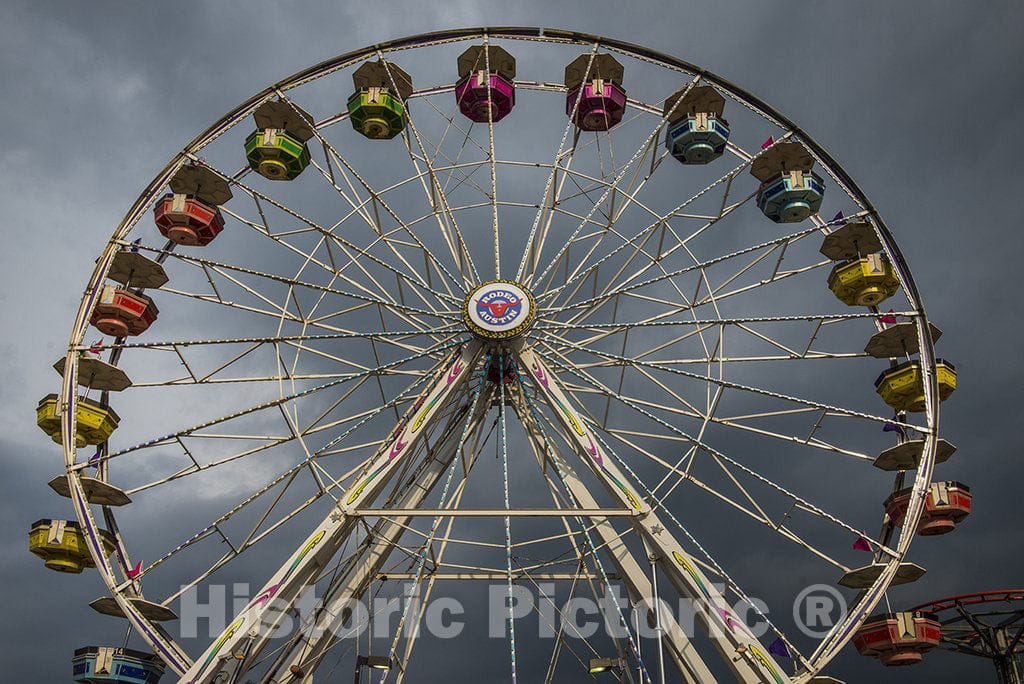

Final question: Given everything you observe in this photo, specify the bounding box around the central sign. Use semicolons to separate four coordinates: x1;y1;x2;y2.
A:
463;280;535;340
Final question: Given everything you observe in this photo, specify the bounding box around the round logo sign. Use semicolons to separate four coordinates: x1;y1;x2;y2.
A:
464;281;535;340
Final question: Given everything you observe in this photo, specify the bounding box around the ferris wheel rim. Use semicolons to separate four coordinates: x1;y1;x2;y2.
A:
53;26;944;683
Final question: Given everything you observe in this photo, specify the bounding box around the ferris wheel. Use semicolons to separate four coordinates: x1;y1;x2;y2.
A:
33;27;963;684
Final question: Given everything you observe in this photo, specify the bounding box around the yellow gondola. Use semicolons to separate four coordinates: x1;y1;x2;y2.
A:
28;519;115;574
875;359;957;413
36;394;119;448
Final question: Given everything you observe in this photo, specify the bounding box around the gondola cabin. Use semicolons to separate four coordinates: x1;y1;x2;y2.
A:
853;612;941;666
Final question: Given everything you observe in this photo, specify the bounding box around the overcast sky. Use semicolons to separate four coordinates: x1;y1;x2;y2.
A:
2;2;1022;682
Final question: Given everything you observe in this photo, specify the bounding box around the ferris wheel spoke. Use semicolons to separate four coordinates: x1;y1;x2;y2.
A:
541;323;869;367
544;220;826;325
408;97;491;199
129;235;440;332
542;317;907;464
410;75;504;265
153;220;401;327
288;221;453;334
574;207;863;329
138;243;457;329
182;344;480;682
537;310;911;336
88;337;462;475
527;171;631;300
534;330;908;444
367;56;488;287
549;219;748;331
537;134;803;309
534;346;895;564
595;423;857;573
110;335;452;389
553;228;704;338
514;42;602;285
273;92;468;300
545;306;896;390
528;89;694;296
541;333;882;470
417;91;489;171
541;85;705;303
195;153;464;313
118;375;430;496
255;208;455;325
521;352;832;671
401;124;485;287
535;183;702;321
307;152;465;305
536;86;741;301
163;383;470;605
478;35;502;278
522;150;585;290
524;111;659;282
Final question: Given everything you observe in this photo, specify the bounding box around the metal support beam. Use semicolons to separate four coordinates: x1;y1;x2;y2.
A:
261;383;494;682
182;342;482;683
372;573;623;581
513;392;714;684
517;345;791;684
354;507;639;517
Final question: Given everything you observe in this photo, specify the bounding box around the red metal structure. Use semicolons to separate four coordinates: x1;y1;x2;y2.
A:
909;591;1024;683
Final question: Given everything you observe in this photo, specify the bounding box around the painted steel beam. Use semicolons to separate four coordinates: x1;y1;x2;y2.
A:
181;342;482;683
261;385;494;682
514;395;715;684
517;344;791;684
354;507;639;517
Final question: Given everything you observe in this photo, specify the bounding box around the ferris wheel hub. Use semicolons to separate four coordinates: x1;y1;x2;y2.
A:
463;280;535;341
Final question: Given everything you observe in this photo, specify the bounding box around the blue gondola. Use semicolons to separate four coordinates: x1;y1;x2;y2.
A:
72;646;164;683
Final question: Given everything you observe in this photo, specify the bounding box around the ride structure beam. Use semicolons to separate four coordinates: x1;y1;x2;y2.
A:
262;384;495;682
181;341;483;683
516;344;792;684
513;395;715;684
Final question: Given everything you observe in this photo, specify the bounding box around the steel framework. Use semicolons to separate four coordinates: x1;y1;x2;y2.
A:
48;27;947;684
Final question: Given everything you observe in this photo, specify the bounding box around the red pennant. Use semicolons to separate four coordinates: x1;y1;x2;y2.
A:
852;533;872;552
761;136;774;150
87;339;103;355
878;309;897;325
127;560;143;579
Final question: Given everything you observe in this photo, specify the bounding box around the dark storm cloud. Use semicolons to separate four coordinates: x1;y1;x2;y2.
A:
2;1;1021;682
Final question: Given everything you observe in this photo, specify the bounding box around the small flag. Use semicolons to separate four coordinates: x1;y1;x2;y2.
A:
761;136;774;150
88;449;102;467
852;532;872;552
768;637;791;659
130;238;142;253
127;560;143;580
883;417;905;436
878;309;897;325
830;211;845;225
88;339;103;355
